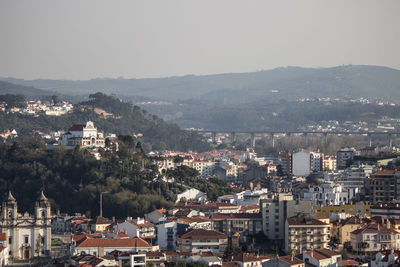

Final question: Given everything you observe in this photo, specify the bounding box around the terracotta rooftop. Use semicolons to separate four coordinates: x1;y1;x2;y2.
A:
279;256;304;265
127;220;153;227
305;250;329;260
287;216;328;226
68;124;85;131
351;223;399;235
340;259;360;266
76;237;151;248
0;233;6;241
211;213;261;220
180;229;227;239
233;252;263;263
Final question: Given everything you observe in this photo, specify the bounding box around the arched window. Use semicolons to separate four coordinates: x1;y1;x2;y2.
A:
41;210;46;218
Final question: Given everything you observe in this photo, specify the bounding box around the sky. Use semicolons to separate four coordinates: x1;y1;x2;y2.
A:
0;0;399;80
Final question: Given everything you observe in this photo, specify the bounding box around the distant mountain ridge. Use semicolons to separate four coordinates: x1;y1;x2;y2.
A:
1;65;400;102
0;80;55;98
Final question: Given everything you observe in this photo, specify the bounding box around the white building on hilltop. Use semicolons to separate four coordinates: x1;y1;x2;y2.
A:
59;121;105;148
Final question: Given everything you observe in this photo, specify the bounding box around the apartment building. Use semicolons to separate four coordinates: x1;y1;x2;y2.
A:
211;213;262;240
364;170;400;204
337;148;355;170
323;155;337;171
177;229;228;254
285;216;330;254
371;202;400;219
260;193;313;241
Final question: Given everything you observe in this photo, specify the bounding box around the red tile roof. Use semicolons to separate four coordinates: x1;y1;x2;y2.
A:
76;237;151;248
233;252;262;263
211;213;261;220
287;216;328;226
0;233;6;241
180;229;227;239
279;256;304;265
340;259;360;266
127;220;153;227
68;124;85;131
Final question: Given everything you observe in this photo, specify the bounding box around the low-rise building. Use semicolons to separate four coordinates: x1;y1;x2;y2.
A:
113;218;155;239
302;248;342;267
264;256;305;267
350;220;400;255
177;229;228;254
331;216;368;246
74;237;152;256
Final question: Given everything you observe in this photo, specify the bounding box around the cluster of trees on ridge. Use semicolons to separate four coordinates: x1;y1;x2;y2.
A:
0;137;238;218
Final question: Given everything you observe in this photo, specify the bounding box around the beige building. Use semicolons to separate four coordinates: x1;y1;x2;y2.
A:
261;193;313;241
0;191;52;260
323;155;337;171
350;220;400;255
285;215;330;254
177;229;228;254
331;216;368;245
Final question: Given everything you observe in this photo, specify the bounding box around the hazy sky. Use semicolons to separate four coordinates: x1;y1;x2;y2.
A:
0;0;399;79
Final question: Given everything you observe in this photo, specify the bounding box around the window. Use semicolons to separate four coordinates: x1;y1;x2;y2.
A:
8;237;12;245
24;235;29;243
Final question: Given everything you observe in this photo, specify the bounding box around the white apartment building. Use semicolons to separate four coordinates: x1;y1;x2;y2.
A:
156;221;178;251
292;151;311;176
303;182;349;205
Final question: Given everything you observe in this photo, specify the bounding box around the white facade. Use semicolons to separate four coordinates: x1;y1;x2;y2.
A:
310;152;323;172
0;192;52;261
59;121;105;148
176;188;207;203
292;151;311;176
303;182;349;205
156;221;178;251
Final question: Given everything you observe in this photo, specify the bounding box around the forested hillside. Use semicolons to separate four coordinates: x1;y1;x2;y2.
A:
0;93;211;152
0;138;236;218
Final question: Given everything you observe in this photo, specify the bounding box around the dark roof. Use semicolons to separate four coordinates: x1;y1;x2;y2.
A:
95;216;112;225
279;256;304;265
77;237;151;248
233;252;263;263
180;229;227;239
68;124;85;131
211;213;261;220
287;216;328;226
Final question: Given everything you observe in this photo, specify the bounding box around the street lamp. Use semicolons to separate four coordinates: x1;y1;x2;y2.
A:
100;191;109;217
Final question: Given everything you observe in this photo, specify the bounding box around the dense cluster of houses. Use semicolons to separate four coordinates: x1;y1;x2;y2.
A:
0;99;73;116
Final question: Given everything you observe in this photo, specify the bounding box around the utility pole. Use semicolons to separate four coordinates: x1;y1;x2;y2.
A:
100;192;109;217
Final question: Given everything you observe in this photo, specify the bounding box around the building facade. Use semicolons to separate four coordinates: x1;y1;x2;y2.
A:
0;191;52;260
59;121;105;148
285;216;330;254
